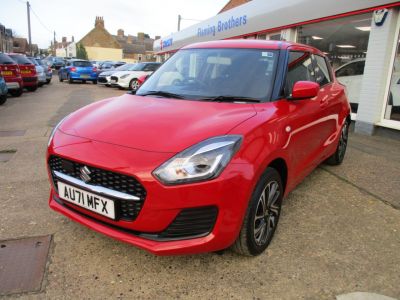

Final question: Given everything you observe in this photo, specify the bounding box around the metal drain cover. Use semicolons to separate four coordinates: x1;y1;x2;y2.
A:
0;235;51;296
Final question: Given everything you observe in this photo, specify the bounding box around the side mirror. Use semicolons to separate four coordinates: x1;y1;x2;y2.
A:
291;81;320;100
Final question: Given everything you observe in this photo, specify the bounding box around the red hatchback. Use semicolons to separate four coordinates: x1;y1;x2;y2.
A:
0;53;23;97
8;53;38;92
47;40;350;256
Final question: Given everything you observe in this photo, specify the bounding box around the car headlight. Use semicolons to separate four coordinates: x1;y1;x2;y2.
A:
120;74;130;79
48;115;69;146
153;135;242;185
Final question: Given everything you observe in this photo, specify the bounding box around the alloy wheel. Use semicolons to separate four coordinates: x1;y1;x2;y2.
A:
130;79;139;91
253;180;281;246
338;123;348;161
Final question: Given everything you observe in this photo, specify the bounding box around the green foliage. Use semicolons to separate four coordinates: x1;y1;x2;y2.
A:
76;43;88;60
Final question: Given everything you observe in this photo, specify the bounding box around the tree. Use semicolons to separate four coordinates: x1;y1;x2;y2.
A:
76;43;88;60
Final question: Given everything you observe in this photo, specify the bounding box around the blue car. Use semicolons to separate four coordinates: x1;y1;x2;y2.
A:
59;60;98;84
0;75;7;105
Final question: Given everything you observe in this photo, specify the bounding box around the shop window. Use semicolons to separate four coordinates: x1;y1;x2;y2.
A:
297;13;372;114
384;29;400;122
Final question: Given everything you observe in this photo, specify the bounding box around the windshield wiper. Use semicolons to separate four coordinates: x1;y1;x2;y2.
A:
200;96;260;103
139;91;185;99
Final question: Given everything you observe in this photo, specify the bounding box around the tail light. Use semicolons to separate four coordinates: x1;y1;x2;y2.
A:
92;67;97;72
70;67;76;72
48;66;52;72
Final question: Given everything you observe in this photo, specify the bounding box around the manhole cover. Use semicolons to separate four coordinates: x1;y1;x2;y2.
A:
0;130;26;137
0;150;16;162
0;235;52;296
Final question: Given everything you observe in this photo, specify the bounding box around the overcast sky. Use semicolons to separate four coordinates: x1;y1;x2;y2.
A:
0;0;227;48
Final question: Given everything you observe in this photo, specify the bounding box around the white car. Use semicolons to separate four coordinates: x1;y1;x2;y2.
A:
110;62;161;90
98;63;137;86
335;58;400;115
28;57;46;87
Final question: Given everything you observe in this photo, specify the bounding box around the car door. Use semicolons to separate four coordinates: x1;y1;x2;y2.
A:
283;49;330;183
335;60;364;111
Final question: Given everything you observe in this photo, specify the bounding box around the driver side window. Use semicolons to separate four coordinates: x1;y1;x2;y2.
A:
285;51;315;96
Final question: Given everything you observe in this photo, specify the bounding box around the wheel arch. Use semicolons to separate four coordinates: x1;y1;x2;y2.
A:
268;158;288;195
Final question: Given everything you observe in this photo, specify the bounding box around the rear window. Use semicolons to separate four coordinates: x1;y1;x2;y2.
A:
28;58;39;66
73;61;92;67
9;54;33;65
0;53;17;65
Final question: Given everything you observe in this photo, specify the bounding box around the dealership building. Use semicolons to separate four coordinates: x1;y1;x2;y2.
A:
154;0;400;136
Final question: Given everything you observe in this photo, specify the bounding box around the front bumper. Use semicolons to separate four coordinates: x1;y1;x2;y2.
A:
98;76;111;85
115;77;130;89
48;131;253;255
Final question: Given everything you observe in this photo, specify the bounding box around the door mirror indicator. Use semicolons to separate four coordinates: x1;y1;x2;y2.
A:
291;81;320;99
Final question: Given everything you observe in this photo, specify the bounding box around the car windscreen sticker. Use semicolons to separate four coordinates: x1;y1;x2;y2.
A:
262;52;274;58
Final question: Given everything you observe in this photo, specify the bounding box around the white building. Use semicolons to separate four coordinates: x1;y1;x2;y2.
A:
154;0;400;135
55;37;76;58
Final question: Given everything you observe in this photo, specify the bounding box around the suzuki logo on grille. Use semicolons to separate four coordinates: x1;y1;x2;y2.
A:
80;166;92;183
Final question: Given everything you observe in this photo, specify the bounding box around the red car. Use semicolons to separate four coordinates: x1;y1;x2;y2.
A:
47;40;350;256
0;53;23;97
8;53;38;92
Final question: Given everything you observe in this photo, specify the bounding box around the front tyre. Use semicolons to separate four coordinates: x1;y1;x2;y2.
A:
129;79;139;91
325;120;349;165
232;167;283;256
0;95;7;105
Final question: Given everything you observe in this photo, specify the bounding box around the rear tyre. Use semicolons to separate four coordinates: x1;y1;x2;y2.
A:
232;167;283;256
59;75;63;82
325;120;349;166
82;80;86;84
68;74;73;84
0;95;7;105
9;88;23;97
93;80;97;85
46;79;51;84
26;86;38;92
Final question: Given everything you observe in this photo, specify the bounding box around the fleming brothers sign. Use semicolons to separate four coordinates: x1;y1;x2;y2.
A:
197;14;247;37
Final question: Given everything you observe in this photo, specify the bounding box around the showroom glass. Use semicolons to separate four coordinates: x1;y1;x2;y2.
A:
384;29;400;122
285;51;315;96
297;13;372;113
137;48;279;101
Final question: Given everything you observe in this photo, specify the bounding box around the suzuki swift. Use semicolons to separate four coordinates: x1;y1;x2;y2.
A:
47;40;350;256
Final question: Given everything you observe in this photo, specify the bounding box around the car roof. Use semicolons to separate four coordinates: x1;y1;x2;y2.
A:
182;39;324;55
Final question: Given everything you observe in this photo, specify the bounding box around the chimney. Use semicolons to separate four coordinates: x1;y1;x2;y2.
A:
155;35;161;40
127;35;133;44
62;36;67;43
71;36;74;42
95;16;105;28
137;32;145;42
117;29;124;37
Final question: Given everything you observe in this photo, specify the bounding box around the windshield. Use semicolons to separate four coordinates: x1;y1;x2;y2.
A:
137;48;279;102
73;61;92;67
116;63;136;71
9;54;33;65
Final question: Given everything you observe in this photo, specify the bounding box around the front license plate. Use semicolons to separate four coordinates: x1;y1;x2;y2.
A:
57;182;116;219
110;80;116;83
80;74;90;78
1;71;12;76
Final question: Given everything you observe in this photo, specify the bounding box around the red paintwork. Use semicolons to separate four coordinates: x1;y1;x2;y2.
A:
292;81;320;99
0;63;23;91
47;40;350;255
7;53;38;88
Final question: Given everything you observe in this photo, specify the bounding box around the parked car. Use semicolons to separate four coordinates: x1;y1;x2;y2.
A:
98;61;125;71
97;63;137;86
36;58;53;84
110;62;161;90
0;75;7;105
0;52;23;97
27;57;46;87
8;53;38;92
335;58;400;113
50;57;65;69
47;40;350;256
59;60;98;84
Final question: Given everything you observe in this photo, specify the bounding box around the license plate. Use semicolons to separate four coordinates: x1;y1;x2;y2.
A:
1;71;12;76
21;70;31;74
80;74;90;78
110;80;116;83
57;182;116;219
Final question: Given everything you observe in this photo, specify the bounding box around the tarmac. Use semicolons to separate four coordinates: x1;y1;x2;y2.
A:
0;80;399;299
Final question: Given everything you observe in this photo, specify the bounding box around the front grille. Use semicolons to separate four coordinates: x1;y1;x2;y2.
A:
110;76;118;82
98;76;108;83
48;155;146;221
22;77;37;82
157;206;218;240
